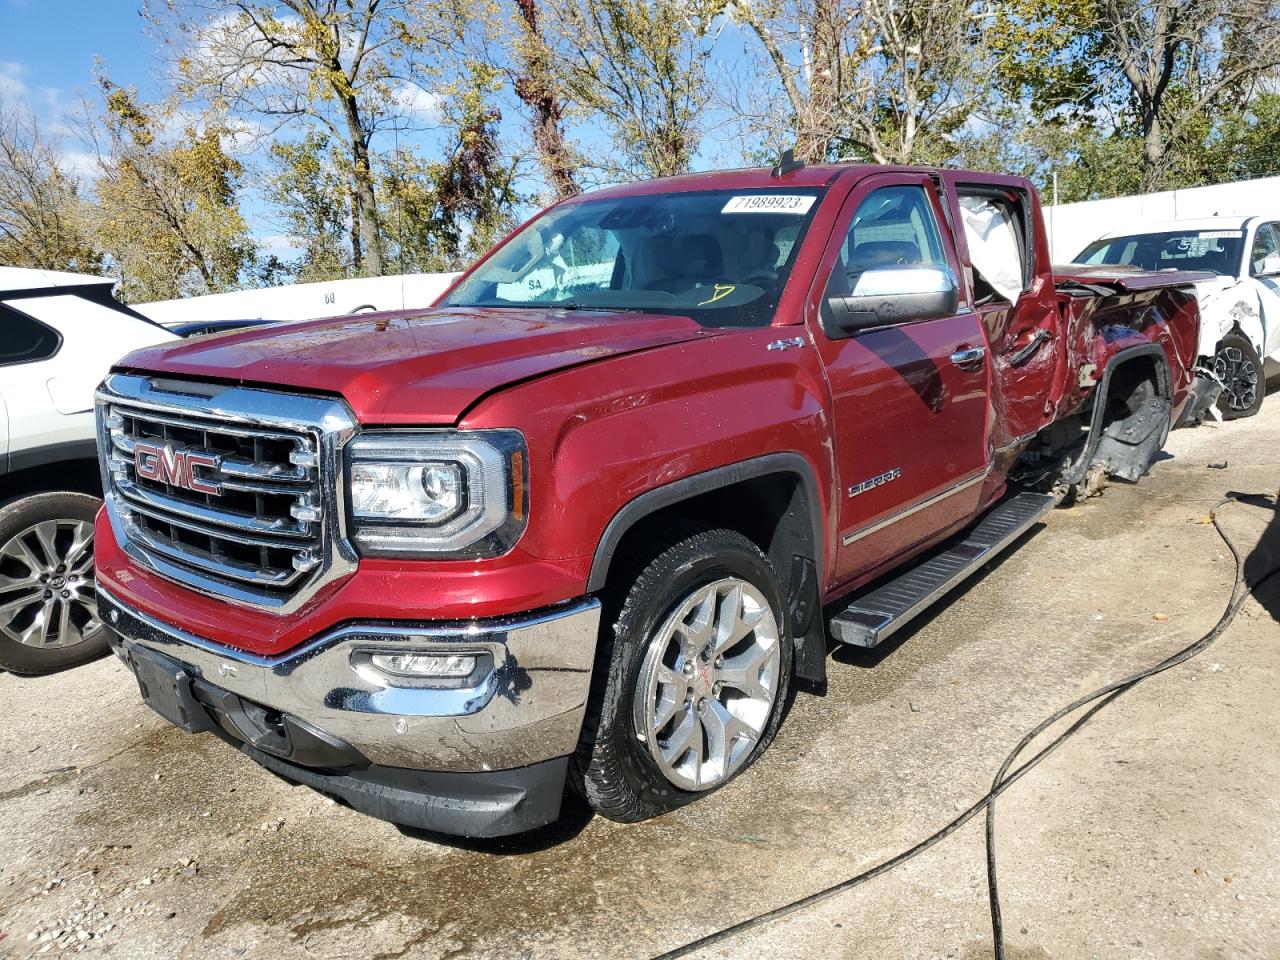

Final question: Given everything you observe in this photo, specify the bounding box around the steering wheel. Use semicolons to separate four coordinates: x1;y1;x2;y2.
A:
740;271;778;286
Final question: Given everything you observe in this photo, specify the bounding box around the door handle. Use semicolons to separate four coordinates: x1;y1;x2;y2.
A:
949;346;986;367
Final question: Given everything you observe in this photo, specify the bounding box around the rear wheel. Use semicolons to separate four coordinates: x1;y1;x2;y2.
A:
1214;332;1265;420
0;493;110;676
576;528;792;822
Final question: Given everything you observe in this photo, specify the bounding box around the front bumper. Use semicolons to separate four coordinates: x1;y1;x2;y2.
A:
100;587;601;835
98;586;600;773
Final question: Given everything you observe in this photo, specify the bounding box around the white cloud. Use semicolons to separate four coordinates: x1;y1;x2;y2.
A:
390;84;443;122
0;60;30;100
58;148;99;179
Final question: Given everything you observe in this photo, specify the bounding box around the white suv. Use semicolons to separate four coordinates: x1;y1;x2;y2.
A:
1076;216;1280;419
0;268;177;674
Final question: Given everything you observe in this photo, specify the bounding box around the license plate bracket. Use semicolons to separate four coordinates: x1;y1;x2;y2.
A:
127;644;215;734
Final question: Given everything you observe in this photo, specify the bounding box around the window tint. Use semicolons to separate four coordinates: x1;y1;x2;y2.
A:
0;302;61;366
1250;224;1280;276
1076;230;1244;276
826;185;947;298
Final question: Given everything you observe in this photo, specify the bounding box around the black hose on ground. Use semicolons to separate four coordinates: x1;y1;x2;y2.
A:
651;494;1279;960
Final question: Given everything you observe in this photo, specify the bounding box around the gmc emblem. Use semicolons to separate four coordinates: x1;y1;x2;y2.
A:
133;441;222;495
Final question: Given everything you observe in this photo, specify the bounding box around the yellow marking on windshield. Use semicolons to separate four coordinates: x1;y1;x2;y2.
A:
697;284;737;306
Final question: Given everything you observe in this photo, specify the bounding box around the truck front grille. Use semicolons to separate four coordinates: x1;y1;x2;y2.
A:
96;374;357;612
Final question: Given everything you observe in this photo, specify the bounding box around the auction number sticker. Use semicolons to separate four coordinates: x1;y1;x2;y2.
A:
722;194;816;215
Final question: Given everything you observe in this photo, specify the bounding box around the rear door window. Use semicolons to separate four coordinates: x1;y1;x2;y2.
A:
958;194;1028;304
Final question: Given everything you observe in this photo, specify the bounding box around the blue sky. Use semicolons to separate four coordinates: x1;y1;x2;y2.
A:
1;0;160;110
0;0;763;258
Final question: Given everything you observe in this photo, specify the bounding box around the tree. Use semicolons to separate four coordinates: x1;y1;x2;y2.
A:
381;66;519;270
1093;0;1280;188
90;82;256;300
0;99;101;273
154;0;452;276
543;0;720;179
993;0;1280;190
510;0;580;198
733;0;996;165
268;131;355;280
730;0;847;164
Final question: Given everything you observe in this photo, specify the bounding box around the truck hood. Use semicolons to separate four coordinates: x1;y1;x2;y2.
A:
1053;263;1217;292
116;306;715;423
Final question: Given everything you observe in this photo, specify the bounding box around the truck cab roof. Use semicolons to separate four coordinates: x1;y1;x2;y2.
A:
577;164;1025;200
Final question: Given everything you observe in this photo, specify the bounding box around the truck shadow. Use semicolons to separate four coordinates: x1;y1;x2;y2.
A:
401;493;1280;856
1238;490;1280;624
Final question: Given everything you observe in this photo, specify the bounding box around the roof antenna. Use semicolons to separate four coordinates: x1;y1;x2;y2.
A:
771;147;804;178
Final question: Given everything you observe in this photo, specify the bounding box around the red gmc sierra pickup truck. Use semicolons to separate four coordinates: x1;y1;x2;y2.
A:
93;160;1207;837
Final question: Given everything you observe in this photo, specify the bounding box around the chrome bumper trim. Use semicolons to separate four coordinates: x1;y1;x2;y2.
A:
98;586;602;773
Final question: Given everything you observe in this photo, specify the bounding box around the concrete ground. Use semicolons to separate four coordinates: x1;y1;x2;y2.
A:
2;403;1278;960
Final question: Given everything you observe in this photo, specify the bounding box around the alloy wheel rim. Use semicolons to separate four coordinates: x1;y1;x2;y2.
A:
634;577;781;791
1214;346;1259;412
0;519;100;649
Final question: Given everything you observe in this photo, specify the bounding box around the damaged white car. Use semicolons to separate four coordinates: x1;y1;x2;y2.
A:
1075;216;1280;419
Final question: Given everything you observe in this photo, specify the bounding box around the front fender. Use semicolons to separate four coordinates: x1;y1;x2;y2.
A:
1197;281;1264;357
461;328;837;582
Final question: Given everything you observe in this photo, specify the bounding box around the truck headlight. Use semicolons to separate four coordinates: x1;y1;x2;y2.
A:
346;431;527;557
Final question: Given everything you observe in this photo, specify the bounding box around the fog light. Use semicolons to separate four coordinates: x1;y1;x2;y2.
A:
369;652;476;679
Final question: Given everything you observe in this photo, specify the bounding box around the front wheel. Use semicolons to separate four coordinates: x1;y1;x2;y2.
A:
0;492;111;675
1214;332;1265;420
576;528;792;823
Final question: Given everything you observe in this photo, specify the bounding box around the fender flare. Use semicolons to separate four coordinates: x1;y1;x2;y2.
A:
586;451;825;594
1062;343;1171;485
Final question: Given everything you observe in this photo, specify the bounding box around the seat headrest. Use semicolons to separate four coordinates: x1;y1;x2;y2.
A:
851;239;923;268
656;233;724;278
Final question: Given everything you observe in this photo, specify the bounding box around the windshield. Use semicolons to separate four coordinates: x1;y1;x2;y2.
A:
444;188;825;327
1075;229;1245;276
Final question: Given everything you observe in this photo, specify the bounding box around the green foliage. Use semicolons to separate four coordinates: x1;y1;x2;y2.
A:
268;133;354;282
547;0;719;179
265;66;519;279
0;103;101;273
382;66;519;270
12;0;1280;292
990;0;1099;117
93;82;256;300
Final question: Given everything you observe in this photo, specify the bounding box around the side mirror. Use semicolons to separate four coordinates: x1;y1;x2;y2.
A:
825;265;961;335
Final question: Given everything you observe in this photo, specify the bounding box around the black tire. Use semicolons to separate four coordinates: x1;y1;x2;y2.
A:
1214;332;1265;420
0;492;112;676
574;528;793;823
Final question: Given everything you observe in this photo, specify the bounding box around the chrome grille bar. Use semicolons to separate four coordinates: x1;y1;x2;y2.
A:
95;373;358;613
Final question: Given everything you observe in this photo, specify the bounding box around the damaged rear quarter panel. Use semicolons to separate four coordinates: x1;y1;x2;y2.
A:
1057;285;1201;419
